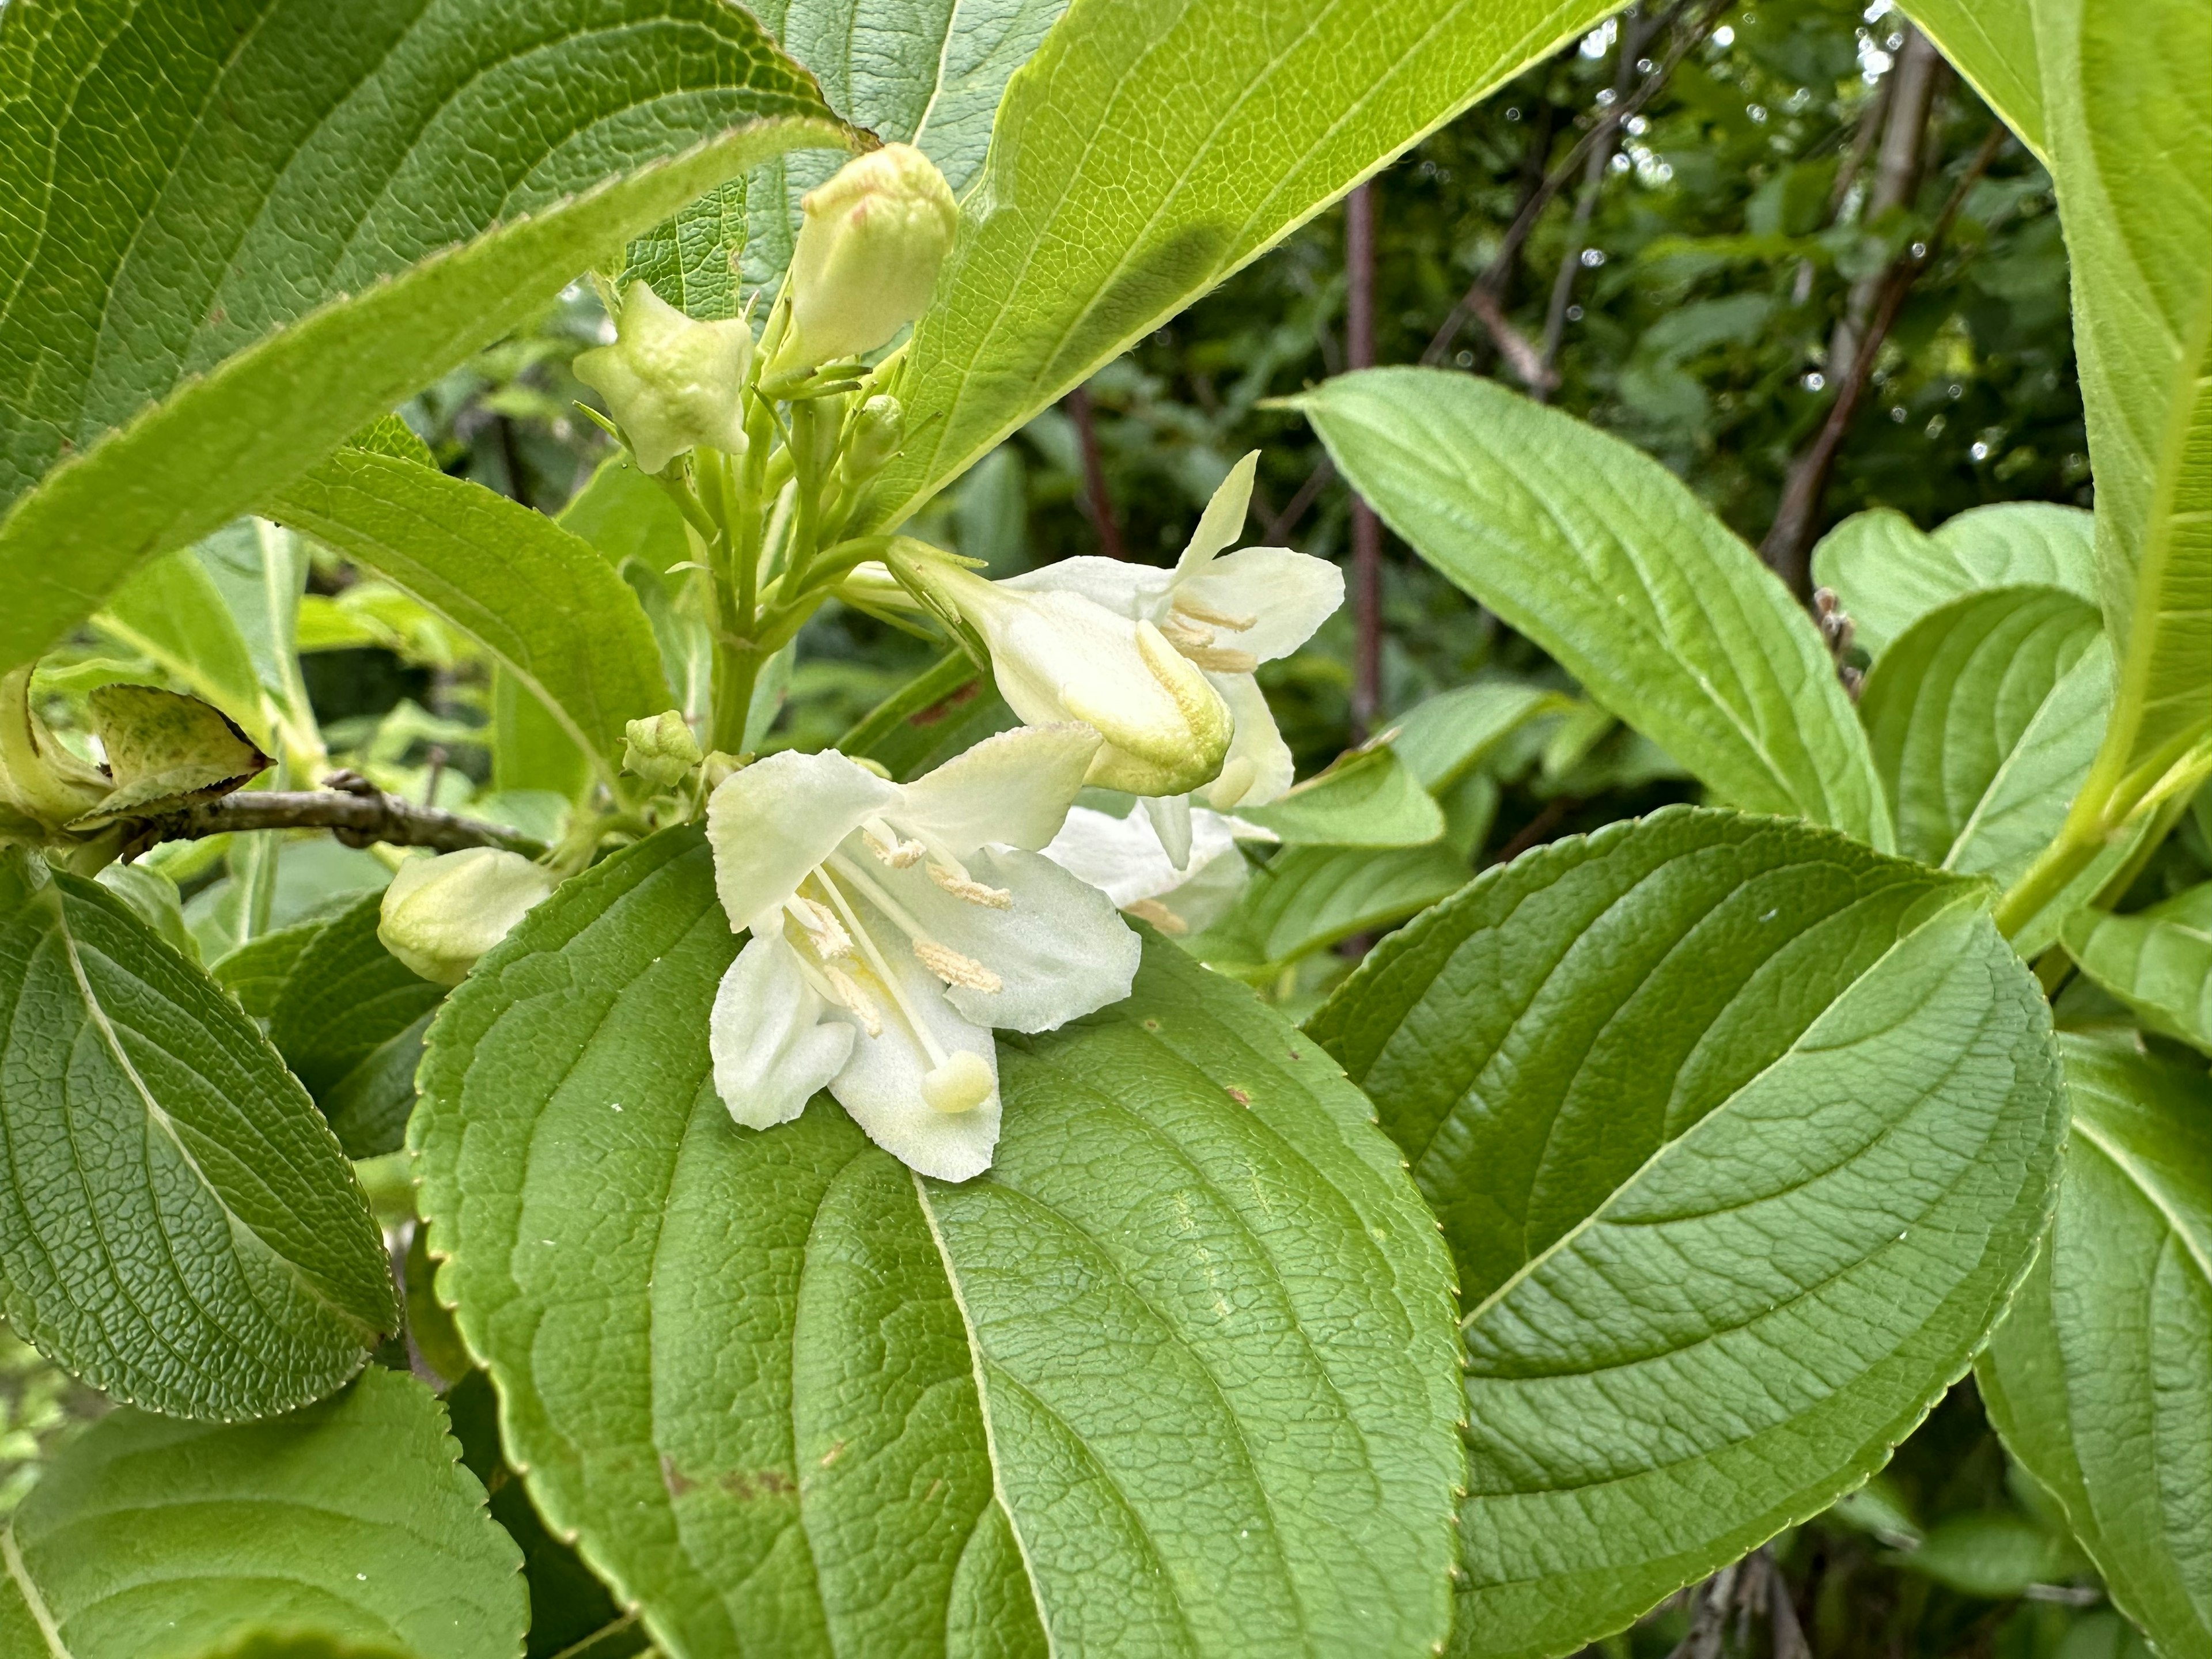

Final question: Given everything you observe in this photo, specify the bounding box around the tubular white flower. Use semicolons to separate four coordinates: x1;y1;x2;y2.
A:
1003;450;1342;837
378;848;554;986
772;143;959;374
1043;802;1274;937
704;726;1139;1181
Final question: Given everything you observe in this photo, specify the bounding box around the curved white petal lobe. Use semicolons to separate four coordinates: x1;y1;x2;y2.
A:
1175;449;1260;577
710;933;854;1130
707;749;899;931
1176;546;1344;662
825;941;1002;1183
895;724;1100;854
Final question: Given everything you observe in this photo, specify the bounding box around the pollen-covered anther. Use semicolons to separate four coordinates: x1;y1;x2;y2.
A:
1176;643;1259;674
1160;613;1216;650
824;965;883;1037
787;895;853;959
1124;897;1189;935
914;939;1003;993
861;823;926;866
1171;596;1258;632
927;862;1012;908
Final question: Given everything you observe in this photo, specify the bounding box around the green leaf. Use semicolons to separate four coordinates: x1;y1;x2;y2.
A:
858;0;1630;532
1188;844;1469;972
92;551;273;748
210;903;355;1021
1895;1512;2084;1599
1859;586;2112;891
411;828;1465;1657
0;1367;525;1658
1981;1037;2212;1659
560;453;715;726
1811;503;2099;660
94;862;197;965
491;668;594;802
2063;885;2212;1054
837;650;1017;781
0;0;849;675
1899;0;2045;161
0;859;393;1420
1377;683;1572;794
1306;806;2067;1659
1300;369;1891;847
70;684;273;830
267;891;445;1158
1237;744;1445;848
263;442;669;782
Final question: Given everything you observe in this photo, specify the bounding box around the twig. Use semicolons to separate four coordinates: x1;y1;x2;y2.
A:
137;771;546;858
1758;122;2009;593
1666;1561;1740;1659
1259;456;1336;544
1423;0;1725;368
1464;287;1555;393
1488;796;1576;865
1065;384;1126;560
1346;180;1383;742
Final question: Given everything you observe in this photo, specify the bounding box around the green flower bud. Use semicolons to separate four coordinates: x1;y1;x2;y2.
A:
573;283;751;474
846;394;906;479
775;145;957;373
622;710;703;787
378;848;553;986
0;666;107;842
700;751;750;792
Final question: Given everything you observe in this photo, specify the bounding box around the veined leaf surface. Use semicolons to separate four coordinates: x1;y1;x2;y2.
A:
1306;806;2065;1658
1982;1037;2212;1659
1300;369;1891;847
0;0;847;674
2063;885;2212;1055
858;0;1632;532
411;828;1464;1658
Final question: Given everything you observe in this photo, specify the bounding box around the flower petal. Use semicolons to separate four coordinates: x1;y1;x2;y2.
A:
1002;556;1172;619
894;724;1101;855
1203;672;1296;809
1143;793;1195;869
1042;803;1259;906
710;933;854;1130
886;846;1139;1033
824;944;1002;1183
1173;450;1260;578
707;749;899;931
1175;546;1344;662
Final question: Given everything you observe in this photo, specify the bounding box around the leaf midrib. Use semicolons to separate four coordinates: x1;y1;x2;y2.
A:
2;1525;69;1659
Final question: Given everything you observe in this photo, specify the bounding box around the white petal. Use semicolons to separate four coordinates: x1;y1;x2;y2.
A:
894;724;1101;855
825;945;1002;1183
710;933;854;1130
1143;793;1195;869
1173;546;1344;662
1203;672;1296;809
1043;804;1255;906
1173;450;1259;578
886;846;1139;1033
707;749;899;931
1002;556;1172;619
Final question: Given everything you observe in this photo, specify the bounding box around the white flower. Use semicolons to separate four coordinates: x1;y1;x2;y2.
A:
379;848;553;986
771;143;959;375
1004;452;1342;858
705;726;1139;1181
1043;803;1274;937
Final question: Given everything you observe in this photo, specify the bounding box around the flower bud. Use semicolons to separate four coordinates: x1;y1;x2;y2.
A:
622;710;702;787
845;395;905;480
700;751;749;792
775;145;957;373
0;666;107;842
378;848;554;987
934;569;1232;798
573;283;751;474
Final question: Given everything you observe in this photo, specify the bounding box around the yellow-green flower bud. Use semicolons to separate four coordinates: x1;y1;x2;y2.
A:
622;710;702;787
846;394;906;479
0;666;107;842
573;283;751;474
378;848;554;986
776;145;957;373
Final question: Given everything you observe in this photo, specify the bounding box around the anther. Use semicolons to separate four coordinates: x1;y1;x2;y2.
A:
786;895;853;959
862;820;925;866
914;939;1002;992
824;965;882;1036
927;862;1012;908
1176;643;1259;673
1172;596;1258;632
1124;897;1188;935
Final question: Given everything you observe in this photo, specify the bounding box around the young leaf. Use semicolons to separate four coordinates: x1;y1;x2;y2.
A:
2063;885;2212;1054
1306;806;2066;1658
262;440;669;782
92;550;274;747
267;890;446;1158
1981;1037;2212;1659
1897;0;2045;161
0;0;849;675
858;0;1631;533
70;685;272;829
1236;744;1446;847
1187;844;1469;972
1299;369;1892;847
410;828;1465;1658
1389;683;1575;793
1859;586;2111;891
0;856;394;1421
0;1367;525;1658
1810;503;2098;660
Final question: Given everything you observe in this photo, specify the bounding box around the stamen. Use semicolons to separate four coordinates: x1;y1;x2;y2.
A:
861;819;925;866
1124;897;1188;935
814;866;950;1067
1160;613;1215;650
784;894;853;959
927;862;1012;908
914;940;1002;993
1177;643;1259;673
1172;595;1258;631
823;964;883;1037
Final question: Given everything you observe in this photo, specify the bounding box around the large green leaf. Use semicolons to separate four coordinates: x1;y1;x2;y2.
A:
0;856;395;1421
1982;1037;2212;1659
2063;884;2212;1054
1305;806;2066;1658
0;1366;525;1658
411;827;1464;1657
1300;369;1891;847
0;0;848;675
1236;744;1446;848
263;439;669;781
1188;844;1471;974
1859;586;2112;891
1899;0;2044;161
858;0;1629;532
1810;503;2098;661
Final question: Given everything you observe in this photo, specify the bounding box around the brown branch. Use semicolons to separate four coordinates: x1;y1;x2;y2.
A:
1464;287;1556;394
138;772;547;858
1259;456;1336;544
1422;0;1725;368
1065;384;1126;560
1758;122;2009;593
